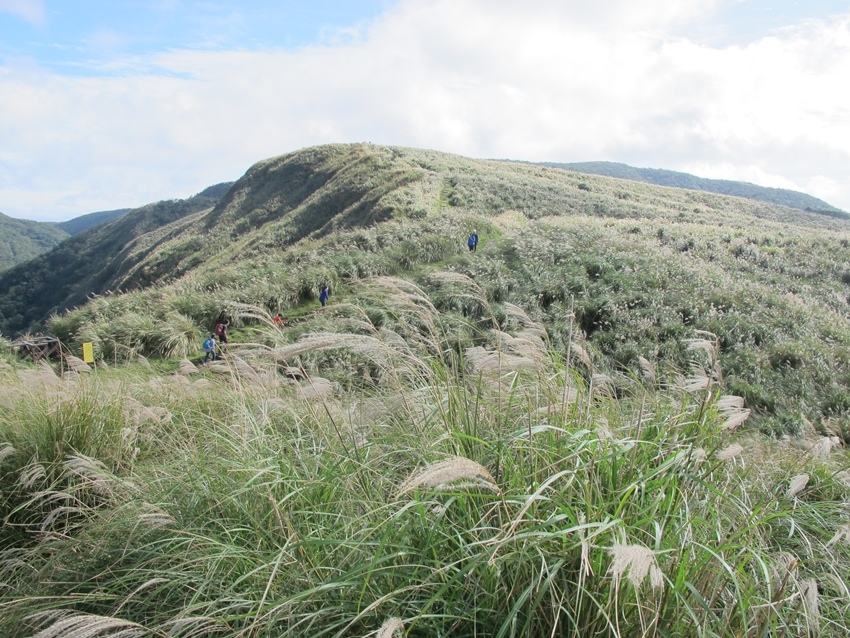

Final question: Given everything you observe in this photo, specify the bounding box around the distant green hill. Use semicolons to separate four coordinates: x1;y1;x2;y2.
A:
50;183;233;236
55;208;132;235
542;161;846;215
0;212;69;273
0;185;230;334
0;183;235;273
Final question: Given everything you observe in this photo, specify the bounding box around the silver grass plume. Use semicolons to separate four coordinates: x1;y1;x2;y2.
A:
398;457;500;496
18;462;46;489
681;370;710;392
186;377;214;396
716;443;744;460
608;543;664;590
591;373;613;396
786;474;809;498
275;332;425;376
298;376;335;400
465;346;538;373
137;503;176;529
826;524;850;548
26;610;147;638
159;616;228;636
595;416;614;440
231;356;264;385
716;395;745;413
685;337;717;358
638;356;656;384
365;277;440;343
177;358;198;376
503;302;548;340
715;394;750;430
810;436;841;459
427;271;490;308
0;442;15;464
800;579;820;634
375;617;405;638
570;343;593;370
64;454;117;498
492;329;547;360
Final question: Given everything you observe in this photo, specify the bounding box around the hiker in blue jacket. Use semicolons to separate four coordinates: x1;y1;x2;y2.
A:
202;334;217;364
468;230;479;252
319;284;331;307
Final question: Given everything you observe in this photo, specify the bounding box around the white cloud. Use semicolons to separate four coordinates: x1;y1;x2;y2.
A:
0;0;44;26
2;0;850;220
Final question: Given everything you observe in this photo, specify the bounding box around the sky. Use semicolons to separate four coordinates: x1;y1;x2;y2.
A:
1;0;850;222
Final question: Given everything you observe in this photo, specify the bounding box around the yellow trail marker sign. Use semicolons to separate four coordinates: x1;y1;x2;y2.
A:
82;342;94;364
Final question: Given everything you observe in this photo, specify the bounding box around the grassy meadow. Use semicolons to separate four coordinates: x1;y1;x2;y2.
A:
2;144;850;635
1;277;849;637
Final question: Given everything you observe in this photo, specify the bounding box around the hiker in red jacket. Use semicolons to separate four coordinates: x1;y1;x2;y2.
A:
215;320;230;344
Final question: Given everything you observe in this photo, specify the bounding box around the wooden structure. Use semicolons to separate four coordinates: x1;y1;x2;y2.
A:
7;336;62;362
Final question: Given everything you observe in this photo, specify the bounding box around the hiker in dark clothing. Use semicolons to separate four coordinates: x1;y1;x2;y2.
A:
215;320;230;344
319;285;331;307
468;230;479;252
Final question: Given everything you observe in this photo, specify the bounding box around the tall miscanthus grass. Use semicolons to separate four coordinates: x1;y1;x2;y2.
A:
0;370;138;550
1;282;849;637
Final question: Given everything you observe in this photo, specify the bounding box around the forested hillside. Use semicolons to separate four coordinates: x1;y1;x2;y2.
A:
55;208;132;236
0;211;69;272
0;186;230;333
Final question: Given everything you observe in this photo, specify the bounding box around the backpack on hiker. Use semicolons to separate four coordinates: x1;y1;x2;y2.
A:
215;323;225;337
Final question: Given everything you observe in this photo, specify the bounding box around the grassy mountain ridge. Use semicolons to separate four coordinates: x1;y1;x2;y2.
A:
13;142;849;435
124;144;849;291
544;160;845;214
0;211;69;273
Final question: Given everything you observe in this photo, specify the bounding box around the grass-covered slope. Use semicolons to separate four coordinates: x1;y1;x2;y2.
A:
546;160;846;215
1;284;848;637
0;211;69;272
35;143;850;433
